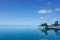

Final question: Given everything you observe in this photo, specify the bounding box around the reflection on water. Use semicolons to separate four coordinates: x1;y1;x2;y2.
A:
54;30;59;36
38;26;60;36
38;26;60;40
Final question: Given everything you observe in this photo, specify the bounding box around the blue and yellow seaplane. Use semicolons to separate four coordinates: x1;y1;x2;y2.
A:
39;21;60;30
38;21;60;35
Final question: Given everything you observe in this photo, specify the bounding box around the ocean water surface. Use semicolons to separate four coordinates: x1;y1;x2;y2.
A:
0;25;60;40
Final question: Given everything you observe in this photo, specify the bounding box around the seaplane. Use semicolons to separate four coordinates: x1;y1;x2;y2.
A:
39;21;60;30
38;21;60;35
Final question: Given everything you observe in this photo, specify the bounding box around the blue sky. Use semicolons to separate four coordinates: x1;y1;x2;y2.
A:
0;0;60;25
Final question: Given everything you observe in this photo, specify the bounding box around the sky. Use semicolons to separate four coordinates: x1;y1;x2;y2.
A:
0;0;60;25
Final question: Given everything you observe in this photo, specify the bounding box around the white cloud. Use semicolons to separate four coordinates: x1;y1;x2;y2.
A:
54;8;60;11
38;9;52;14
40;17;45;20
46;2;52;5
52;18;57;21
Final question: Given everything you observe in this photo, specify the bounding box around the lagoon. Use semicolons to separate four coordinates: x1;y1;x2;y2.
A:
0;25;60;40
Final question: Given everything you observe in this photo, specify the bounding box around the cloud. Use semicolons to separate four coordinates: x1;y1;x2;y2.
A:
52;18;57;21
54;8;60;11
46;2;52;6
38;9;52;14
40;17;45;20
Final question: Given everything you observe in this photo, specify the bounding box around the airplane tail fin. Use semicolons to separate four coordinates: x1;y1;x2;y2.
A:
54;21;58;26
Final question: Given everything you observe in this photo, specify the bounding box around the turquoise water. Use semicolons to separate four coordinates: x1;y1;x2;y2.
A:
0;26;60;40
